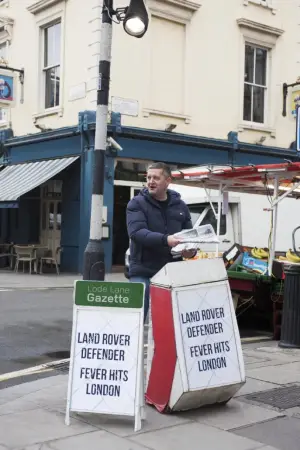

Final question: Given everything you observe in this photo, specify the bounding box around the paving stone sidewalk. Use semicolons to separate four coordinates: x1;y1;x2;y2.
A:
0;341;299;449
0;271;126;290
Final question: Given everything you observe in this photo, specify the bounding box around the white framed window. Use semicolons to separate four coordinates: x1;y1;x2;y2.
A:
243;43;268;124
43;20;61;110
28;0;66;120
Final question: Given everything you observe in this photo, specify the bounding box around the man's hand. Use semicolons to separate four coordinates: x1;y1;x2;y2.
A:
182;249;197;259
167;235;182;247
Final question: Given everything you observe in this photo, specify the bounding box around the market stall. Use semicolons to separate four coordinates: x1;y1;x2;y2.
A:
171;162;300;339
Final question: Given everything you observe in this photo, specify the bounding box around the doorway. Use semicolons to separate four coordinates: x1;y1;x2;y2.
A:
40;181;62;263
112;182;144;266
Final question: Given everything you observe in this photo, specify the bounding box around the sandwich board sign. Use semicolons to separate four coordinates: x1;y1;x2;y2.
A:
65;280;145;431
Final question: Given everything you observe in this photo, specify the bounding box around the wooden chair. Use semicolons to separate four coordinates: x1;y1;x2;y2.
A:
14;246;36;274
39;247;61;275
0;243;16;269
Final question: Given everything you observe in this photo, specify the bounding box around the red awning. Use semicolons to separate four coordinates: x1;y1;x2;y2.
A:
171;162;300;197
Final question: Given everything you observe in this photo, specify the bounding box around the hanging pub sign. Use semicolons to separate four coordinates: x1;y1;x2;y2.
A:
0;68;17;106
291;89;300;118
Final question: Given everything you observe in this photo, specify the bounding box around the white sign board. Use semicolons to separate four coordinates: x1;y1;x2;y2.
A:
111;96;139;116
66;280;145;431
175;281;243;389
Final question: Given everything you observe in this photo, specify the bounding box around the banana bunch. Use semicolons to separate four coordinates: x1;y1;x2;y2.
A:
278;255;288;261
286;249;300;263
197;251;209;259
251;247;269;260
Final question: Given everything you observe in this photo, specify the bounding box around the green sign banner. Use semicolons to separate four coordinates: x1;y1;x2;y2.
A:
74;281;144;309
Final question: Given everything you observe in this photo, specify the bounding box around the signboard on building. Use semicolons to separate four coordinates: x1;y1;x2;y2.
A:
291;89;300;118
112;96;139;117
0;69;16;106
65;280;145;431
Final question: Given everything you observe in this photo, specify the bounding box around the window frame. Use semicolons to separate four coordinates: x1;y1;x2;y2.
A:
243;42;269;125
42;20;62;110
240;37;273;130
237;18;283;135
33;5;66;120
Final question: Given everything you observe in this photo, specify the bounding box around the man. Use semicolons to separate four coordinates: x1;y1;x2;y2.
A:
126;162;196;320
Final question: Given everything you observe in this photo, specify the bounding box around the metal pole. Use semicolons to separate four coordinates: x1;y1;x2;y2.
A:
83;0;113;280
215;183;222;257
268;177;279;277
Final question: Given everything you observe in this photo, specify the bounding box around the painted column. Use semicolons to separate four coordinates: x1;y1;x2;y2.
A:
103;154;115;272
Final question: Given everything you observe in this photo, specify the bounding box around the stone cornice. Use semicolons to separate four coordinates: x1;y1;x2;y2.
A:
27;0;66;15
237;18;284;37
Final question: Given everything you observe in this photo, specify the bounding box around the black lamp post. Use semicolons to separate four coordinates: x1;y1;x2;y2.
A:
83;0;149;281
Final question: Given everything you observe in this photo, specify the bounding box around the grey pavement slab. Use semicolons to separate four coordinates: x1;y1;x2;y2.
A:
0;375;67;405
244;346;300;364
0;446;9;450
0;396;39;416
234;378;279;397
247;362;300;384
182;399;284;430
233;416;300;450
24;382;67;413
0;271;126;289
256;346;300;358
0;408;96;448
72;403;193;437
130;422;263;450
242;347;300;370
22;431;150;450
244;355;271;365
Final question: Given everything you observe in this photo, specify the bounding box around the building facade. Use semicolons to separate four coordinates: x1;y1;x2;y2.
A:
0;0;298;145
0;0;298;273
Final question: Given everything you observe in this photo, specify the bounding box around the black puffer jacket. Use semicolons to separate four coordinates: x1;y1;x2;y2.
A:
126;188;192;278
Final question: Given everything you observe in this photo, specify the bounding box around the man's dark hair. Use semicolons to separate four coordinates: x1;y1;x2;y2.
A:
147;162;172;178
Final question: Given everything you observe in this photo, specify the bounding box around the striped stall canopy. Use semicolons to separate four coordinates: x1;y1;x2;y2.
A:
0;156;79;202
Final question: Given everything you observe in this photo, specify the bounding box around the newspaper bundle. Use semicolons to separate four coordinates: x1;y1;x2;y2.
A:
171;224;220;257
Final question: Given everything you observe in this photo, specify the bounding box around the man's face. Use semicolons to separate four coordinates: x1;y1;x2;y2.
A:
146;168;171;198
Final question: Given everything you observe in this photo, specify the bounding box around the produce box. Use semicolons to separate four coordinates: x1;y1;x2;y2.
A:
242;252;268;275
223;243;244;269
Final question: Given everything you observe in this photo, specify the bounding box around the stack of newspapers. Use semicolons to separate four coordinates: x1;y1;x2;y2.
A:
171;224;220;257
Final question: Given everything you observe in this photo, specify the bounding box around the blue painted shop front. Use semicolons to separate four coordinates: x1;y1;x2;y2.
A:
0;110;298;273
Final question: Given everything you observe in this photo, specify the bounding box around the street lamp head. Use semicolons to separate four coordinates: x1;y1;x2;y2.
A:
123;0;149;38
